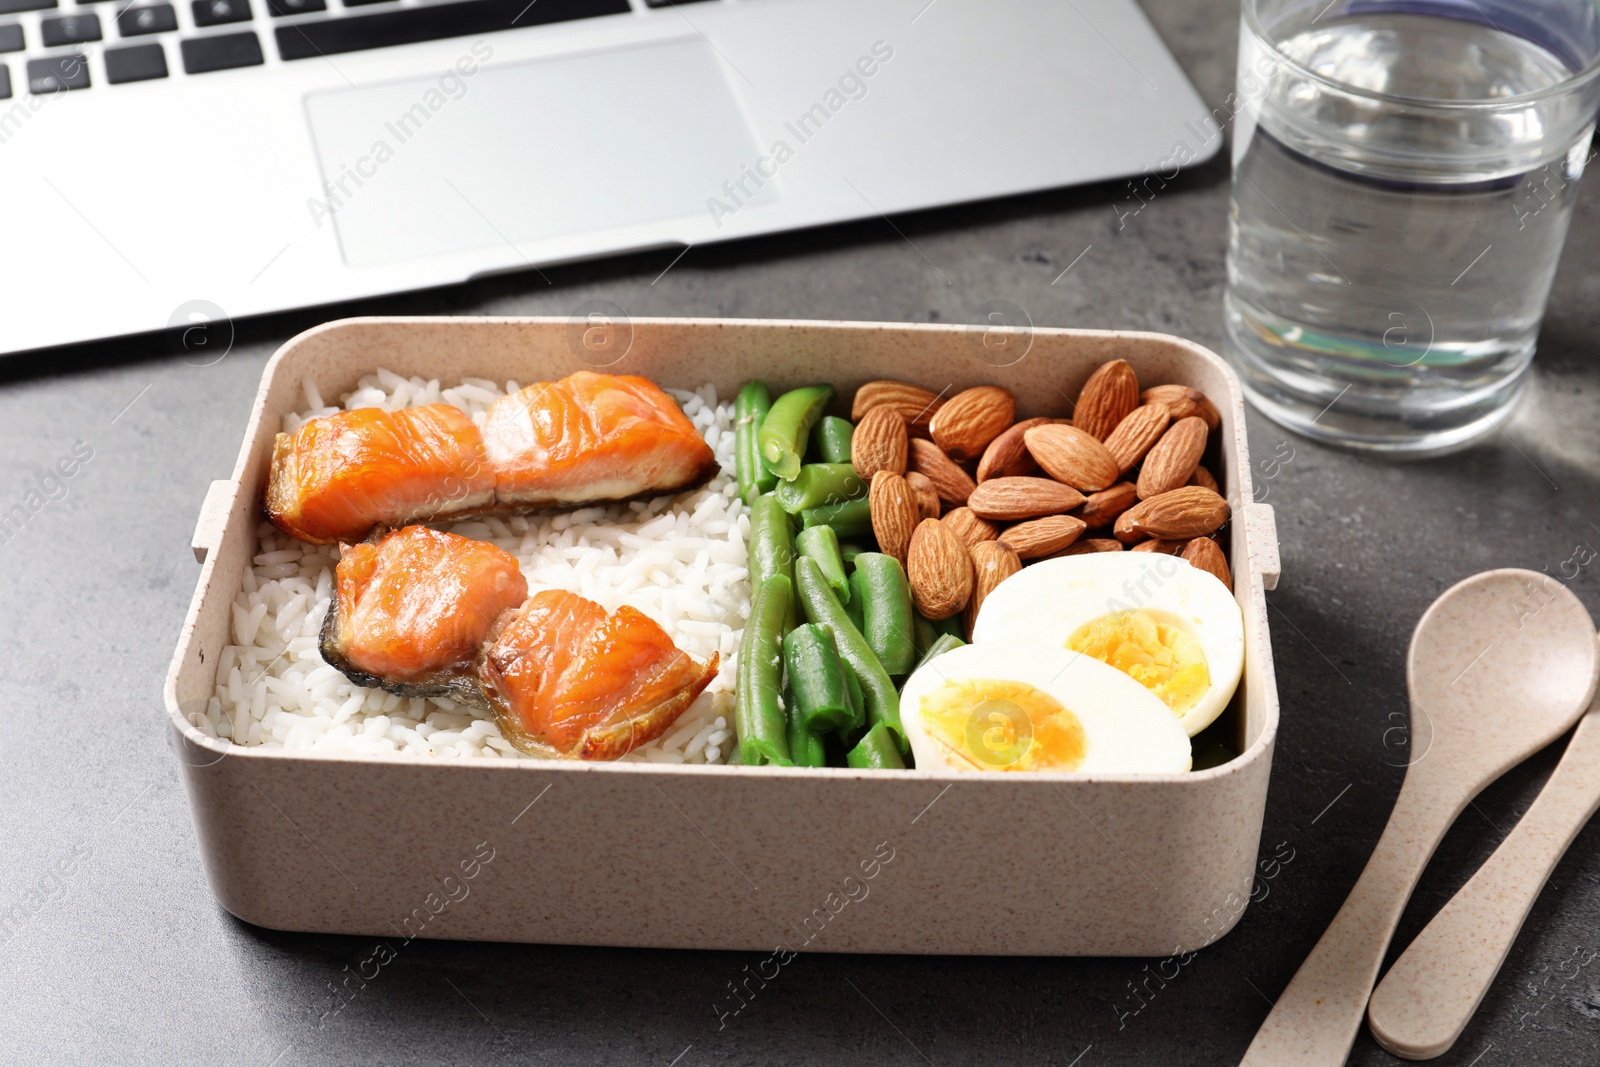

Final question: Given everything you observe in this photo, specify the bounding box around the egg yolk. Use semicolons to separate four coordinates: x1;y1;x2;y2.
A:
1067;610;1210;716
919;678;1086;771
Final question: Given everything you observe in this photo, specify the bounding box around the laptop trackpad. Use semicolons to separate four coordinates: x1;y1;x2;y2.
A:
303;38;767;267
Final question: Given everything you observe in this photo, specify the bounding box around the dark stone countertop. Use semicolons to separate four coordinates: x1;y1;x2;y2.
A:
4;1;1599;1062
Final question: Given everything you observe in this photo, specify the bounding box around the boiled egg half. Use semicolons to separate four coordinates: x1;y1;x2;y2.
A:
970;553;1244;737
899;642;1192;774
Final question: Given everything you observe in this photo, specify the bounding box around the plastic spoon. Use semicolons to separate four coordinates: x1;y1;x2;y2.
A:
1367;677;1600;1059
1239;569;1599;1067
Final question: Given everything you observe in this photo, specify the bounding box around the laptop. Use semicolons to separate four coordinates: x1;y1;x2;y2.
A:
0;0;1218;355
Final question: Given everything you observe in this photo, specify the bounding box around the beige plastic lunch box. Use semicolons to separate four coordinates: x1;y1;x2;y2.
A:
165;317;1282;956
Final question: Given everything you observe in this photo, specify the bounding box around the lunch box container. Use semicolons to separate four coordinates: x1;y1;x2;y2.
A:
165;317;1281;956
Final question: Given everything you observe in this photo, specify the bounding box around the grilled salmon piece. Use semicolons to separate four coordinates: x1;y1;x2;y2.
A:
483;372;719;508
321;525;528;705
480;589;719;760
267;404;494;545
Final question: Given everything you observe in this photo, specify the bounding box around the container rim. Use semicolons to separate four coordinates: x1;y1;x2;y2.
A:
1241;1;1600;111
164;315;1278;788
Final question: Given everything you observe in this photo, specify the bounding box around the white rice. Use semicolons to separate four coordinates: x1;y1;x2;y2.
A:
196;371;749;764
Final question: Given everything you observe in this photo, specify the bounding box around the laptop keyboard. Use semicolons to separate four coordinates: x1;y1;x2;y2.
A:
0;0;642;95
278;0;627;59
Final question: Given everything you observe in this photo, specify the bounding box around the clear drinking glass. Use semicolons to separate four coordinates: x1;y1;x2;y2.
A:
1224;0;1600;453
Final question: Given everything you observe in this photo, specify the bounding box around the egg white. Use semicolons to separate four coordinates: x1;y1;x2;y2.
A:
969;553;1244;737
900;642;1192;774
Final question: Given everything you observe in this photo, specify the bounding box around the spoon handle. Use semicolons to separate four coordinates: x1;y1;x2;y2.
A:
1367;708;1600;1060
1240;778;1463;1066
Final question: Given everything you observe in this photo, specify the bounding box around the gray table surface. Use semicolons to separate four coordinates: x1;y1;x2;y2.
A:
5;2;1600;1064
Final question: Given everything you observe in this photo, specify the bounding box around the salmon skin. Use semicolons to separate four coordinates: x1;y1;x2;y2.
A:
268;404;494;545
320;525;528;707
267;373;718;545
480;590;720;760
484;372;719;508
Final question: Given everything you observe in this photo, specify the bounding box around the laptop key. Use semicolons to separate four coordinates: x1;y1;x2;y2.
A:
118;3;177;35
179;29;261;72
266;0;324;15
105;41;167;82
0;23;21;51
0;0;54;13
277;0;628;60
0;63;9;100
27;52;89;92
191;0;249;24
41;12;101;45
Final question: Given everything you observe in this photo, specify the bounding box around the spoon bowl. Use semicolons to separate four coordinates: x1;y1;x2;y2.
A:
1240;569;1598;1066
1406;570;1600;769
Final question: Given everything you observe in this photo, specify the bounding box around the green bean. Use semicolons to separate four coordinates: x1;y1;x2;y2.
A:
735;381;776;506
774;464;866;514
813;416;854;464
785;678;827;768
915;633;966;670
759;385;834;481
736;574;793;766
796;525;850;605
840;540;867;567
841;658;867;737
931;613;964;641
800;496;873;539
849;553;917;677
794;556;905;752
846;722;907;770
748;493;799;631
783;624;853;733
913;614;939;657
843;585;865;635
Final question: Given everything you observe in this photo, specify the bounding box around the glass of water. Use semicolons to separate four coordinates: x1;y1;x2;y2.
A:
1224;0;1600;453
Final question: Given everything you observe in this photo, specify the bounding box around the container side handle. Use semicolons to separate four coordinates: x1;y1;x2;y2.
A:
193;480;235;564
1243;502;1280;591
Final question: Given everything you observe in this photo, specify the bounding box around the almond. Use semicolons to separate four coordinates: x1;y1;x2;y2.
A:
1141;384;1220;431
941;506;1000;549
907;518;973;620
905;471;941;520
851;406;909;481
868;471;920;566
1077;482;1138;530
852;380;945;436
1137;417;1209;499
1190;465;1220;493
999;514;1087;559
1114;486;1230;543
1130;538;1187;555
1103;403;1171;474
964;540;1022;639
1023;424;1119;492
1074;359;1139;440
967;476;1085;522
908;438;977;506
1182;536;1233;590
929;386;1016;462
976;416;1054;482
1053;537;1125;557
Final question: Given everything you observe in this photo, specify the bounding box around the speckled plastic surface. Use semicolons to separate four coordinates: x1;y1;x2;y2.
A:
163;317;1281;955
1368;682;1600;1059
1240;571;1599;1064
